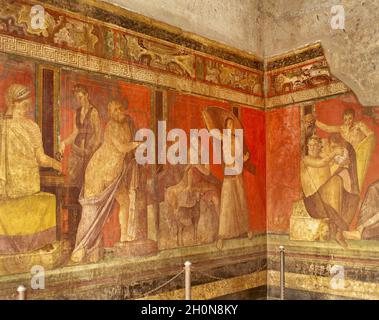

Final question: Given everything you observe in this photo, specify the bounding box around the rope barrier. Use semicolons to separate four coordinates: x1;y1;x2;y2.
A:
132;261;233;300
132;269;185;300
13;259;268;300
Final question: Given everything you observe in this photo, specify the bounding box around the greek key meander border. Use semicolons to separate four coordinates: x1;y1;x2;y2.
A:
0;34;351;109
0;34;264;109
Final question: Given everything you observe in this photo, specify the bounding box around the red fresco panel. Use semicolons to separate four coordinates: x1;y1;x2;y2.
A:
266;106;302;233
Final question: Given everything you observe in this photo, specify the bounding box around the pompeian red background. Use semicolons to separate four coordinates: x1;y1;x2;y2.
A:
167;91;267;233
60;71;151;246
266;93;379;233
5;60;376;240
266;106;301;233
0;57;35;114
315;94;379;230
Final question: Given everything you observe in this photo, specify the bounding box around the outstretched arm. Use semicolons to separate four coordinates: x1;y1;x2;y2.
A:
108;123;140;154
36;148;62;172
315;120;340;133
357;121;374;138
30;123;61;171
60;112;78;153
193;163;210;176
303;151;337;168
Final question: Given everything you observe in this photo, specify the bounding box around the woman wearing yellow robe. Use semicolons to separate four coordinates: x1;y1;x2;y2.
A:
316;108;376;192
0;84;61;254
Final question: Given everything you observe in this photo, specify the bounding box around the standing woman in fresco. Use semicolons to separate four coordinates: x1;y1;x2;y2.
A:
316;108;376;191
59;84;102;190
217;117;251;250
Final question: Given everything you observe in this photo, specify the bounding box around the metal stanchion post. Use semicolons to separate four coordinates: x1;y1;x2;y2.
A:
184;261;192;300
17;285;26;300
279;246;285;300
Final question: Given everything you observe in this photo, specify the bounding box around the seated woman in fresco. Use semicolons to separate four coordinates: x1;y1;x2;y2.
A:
71;100;140;263
0;84;62;254
316;108;376;192
301;136;360;247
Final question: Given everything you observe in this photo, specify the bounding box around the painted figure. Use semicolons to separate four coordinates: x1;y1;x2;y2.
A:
344;180;379;240
71;100;139;263
164;146;221;246
60;84;102;189
0;84;61;254
327;133;359;195
316;108;376;191
216;117;251;249
301;136;360;247
303;113;316;143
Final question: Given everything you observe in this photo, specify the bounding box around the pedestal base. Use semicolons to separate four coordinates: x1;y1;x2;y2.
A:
113;239;158;258
290;200;329;241
0;240;69;276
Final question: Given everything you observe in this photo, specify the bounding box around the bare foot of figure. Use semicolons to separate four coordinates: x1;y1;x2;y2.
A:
67;259;81;266
87;246;103;263
343;230;362;240
335;231;348;248
248;231;253;240
216;239;223;250
70;247;85;264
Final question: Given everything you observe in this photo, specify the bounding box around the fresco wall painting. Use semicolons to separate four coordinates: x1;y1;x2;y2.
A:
0;0;377;300
0;0;268;300
266;45;379;300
